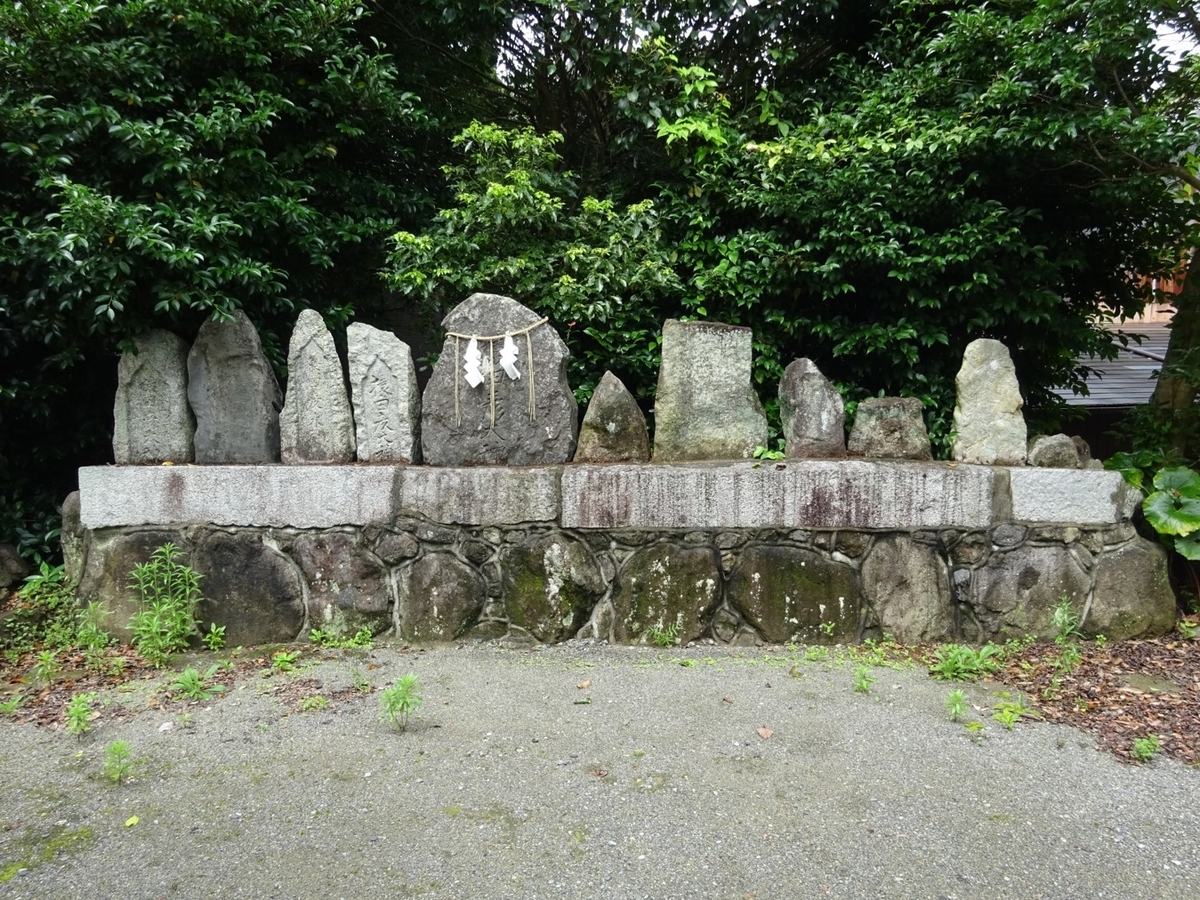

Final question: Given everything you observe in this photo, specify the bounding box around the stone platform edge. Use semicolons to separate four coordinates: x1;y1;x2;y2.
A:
77;461;1138;531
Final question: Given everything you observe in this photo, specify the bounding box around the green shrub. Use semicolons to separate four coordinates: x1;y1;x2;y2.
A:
129;544;202;667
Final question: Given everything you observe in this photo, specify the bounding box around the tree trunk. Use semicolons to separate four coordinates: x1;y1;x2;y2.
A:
1150;249;1200;458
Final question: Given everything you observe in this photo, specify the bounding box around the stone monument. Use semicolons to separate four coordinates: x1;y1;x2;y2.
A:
280;309;356;464
187;310;282;464
652;319;768;462
421;293;577;466
113;329;195;464
347;322;421;464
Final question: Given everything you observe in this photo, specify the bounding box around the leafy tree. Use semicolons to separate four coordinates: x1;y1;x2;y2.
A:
385;121;682;400
0;0;433;558
648;0;1192;449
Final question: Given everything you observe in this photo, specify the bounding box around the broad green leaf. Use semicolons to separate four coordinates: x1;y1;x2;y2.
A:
1175;534;1200;561
1143;491;1200;537
1152;467;1200;497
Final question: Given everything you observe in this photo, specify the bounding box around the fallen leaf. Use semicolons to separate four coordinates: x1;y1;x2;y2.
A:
124;815;139;827
573;698;591;705
577;679;591;690
592;768;608;778
722;697;733;704
757;726;773;740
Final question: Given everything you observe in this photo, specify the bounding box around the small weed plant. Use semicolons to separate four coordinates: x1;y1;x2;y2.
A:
65;693;96;736
647;621;680;648
1131;735;1161;762
0;694;25;717
751;445;785;461
928;644;1004;681
380;673;422;730
103;740;134;785
945;689;968;722
351;669;372;693
852;665;875;694
300;695;329;712
271;650;301;673
991;698;1028;731
170;665;224;701
32;649;60;685
129;543;202;667
202;623;226;651
310;627;374;650
819;621;836;637
1178;619;1198;640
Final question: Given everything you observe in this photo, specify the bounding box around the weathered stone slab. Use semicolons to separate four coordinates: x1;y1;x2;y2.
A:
188;310;282;463
968;544;1090;640
562;461;996;530
395;552;486;642
1085;540;1175;640
847;397;932;460
652;319;768;462
953;338;1027;465
193;531;305;645
1007;468;1136;525
860;536;954;643
779;359;845;459
421;293;577;466
113;330;195;464
293;531;392;636
500;534;604;642
1027;434;1080;468
727;545;860;643
611;544;721;644
280;310;356;464
395;467;560;525
573;371;649;463
347;322;420;464
78;466;394;529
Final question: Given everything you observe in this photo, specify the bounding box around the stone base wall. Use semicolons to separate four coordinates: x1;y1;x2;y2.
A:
67;462;1176;647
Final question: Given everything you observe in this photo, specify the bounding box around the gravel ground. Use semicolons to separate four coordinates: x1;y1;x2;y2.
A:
2;642;1198;900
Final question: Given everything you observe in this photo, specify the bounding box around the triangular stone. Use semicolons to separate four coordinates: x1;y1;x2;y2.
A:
281;309;356;464
573;371;649;463
113;330;195;464
347;323;421;464
188;310;281;464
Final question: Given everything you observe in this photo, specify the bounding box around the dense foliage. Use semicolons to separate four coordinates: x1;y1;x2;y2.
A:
0;0;432;558
2;0;1198;557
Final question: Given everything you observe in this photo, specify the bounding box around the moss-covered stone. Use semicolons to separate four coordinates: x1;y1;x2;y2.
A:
293;531;391;637
727;545;860;643
500;535;604;643
612;544;721;644
395;552;485;643
1086;540;1176;640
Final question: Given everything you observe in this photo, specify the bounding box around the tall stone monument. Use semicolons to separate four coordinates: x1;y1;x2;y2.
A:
652;319;768;462
187;310;282;464
113;330;195;464
347;322;421;464
778;358;845;459
421;293;577;466
280;309;356;464
952;338;1027;466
